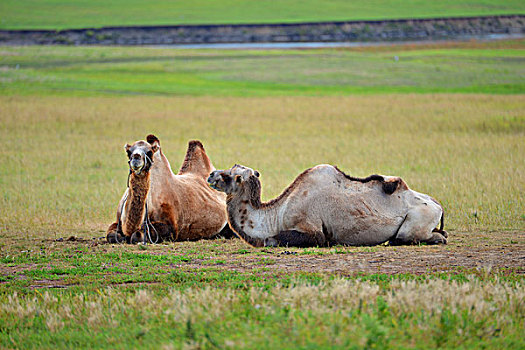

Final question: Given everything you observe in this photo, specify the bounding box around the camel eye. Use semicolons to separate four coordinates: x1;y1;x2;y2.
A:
147;151;153;158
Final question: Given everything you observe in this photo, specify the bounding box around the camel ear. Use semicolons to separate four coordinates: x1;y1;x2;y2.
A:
124;143;131;154
146;134;160;153
254;170;260;177
235;175;242;184
146;134;160;145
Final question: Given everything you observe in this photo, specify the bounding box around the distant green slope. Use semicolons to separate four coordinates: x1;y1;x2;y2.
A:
1;41;524;96
0;0;524;30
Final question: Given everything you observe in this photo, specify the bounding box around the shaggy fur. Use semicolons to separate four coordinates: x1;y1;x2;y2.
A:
122;171;150;237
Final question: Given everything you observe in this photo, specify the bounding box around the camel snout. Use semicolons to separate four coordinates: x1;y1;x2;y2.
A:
207;171;219;187
129;158;144;173
131;153;142;160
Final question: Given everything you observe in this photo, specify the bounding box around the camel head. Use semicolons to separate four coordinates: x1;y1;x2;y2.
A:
207;164;260;194
124;134;160;175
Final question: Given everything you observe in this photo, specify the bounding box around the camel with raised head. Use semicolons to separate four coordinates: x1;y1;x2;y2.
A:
207;164;447;247
106;135;231;244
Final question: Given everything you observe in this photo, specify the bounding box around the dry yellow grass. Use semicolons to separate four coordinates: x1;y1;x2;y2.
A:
0;94;523;237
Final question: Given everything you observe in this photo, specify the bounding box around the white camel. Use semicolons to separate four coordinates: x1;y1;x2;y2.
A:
208;164;447;247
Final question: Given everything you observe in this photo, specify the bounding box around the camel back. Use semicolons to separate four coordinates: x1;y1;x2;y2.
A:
178;140;214;177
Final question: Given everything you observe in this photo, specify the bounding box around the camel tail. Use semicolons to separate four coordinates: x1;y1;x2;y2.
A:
432;205;447;238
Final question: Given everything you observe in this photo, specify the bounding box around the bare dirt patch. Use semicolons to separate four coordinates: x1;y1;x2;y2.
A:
105;230;525;275
29;279;71;289
186;244;524;275
146;230;523;275
2;230;523;282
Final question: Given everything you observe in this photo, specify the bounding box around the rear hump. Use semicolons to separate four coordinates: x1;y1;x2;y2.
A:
178;140;214;177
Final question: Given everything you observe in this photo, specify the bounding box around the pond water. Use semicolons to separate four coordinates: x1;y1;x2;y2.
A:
150;34;523;50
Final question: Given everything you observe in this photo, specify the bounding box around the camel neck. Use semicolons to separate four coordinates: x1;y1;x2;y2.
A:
226;191;279;246
150;150;174;176
122;172;150;236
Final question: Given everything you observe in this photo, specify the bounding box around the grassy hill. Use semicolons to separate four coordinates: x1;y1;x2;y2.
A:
1;0;524;30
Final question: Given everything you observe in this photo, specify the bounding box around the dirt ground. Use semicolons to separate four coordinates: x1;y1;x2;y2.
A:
176;231;525;275
69;230;525;275
2;230;524;281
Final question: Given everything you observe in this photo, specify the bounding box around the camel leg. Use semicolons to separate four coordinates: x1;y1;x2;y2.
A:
148;222;171;242
215;224;237;239
433;227;448;238
130;223;169;244
130;231;143;244
106;222;127;244
390;209;446;245
266;230;327;248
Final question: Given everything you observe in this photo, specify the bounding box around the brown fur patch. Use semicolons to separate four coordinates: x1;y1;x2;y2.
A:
122;172;150;237
158;203;178;240
106;222;118;235
106;222;125;243
350;208;366;217
149;222;174;241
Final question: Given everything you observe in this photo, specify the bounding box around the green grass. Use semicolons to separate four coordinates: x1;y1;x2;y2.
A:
0;270;523;348
0;0;524;29
1;40;524;96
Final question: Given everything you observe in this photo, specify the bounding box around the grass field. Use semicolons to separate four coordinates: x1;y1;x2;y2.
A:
1;40;524;96
1;94;524;233
0;40;524;348
0;0;524;29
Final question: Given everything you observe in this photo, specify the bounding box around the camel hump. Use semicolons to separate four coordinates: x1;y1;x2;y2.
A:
178;140;214;177
382;176;408;195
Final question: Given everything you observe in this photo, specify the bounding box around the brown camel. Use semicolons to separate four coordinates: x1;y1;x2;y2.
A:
106;135;231;244
207;164;448;247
